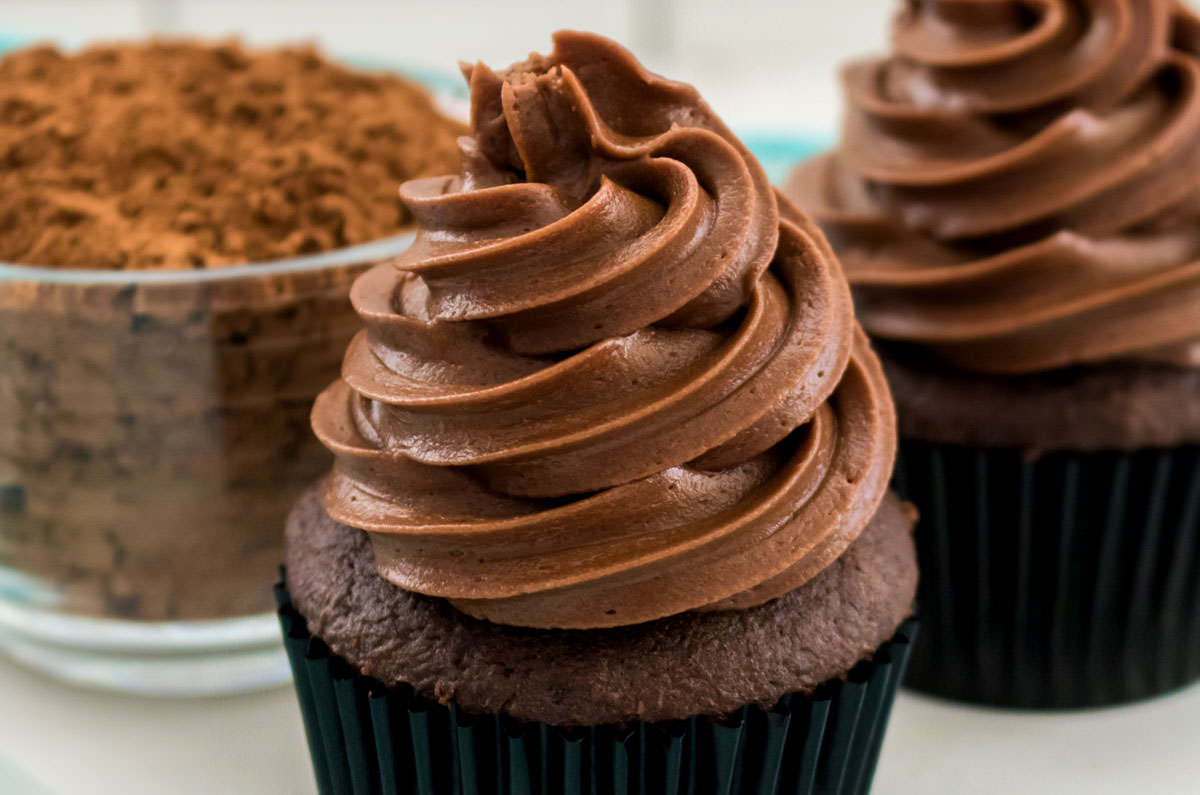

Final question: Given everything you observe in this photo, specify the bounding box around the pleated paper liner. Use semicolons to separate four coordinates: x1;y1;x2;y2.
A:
894;440;1200;709
276;580;916;795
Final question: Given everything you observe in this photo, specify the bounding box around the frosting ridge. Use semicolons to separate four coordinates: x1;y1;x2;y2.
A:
313;32;896;629
787;0;1200;373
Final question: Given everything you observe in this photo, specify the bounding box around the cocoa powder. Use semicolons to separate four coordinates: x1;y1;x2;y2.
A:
0;40;465;269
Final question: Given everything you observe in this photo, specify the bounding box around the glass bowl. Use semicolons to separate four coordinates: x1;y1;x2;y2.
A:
0;233;413;695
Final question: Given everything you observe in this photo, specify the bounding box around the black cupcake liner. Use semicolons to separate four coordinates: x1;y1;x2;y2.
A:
275;579;916;795
894;439;1200;709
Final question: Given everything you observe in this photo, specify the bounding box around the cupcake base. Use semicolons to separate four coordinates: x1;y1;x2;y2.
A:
896;439;1200;709
283;484;918;727
277;579;917;795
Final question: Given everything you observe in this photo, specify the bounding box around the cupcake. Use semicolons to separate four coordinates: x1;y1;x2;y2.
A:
786;0;1200;707
279;31;918;794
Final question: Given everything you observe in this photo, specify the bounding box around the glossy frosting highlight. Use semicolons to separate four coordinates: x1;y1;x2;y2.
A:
787;0;1200;373
313;32;896;629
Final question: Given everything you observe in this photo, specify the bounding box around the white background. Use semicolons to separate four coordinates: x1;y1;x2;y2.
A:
0;1;1198;792
0;0;901;134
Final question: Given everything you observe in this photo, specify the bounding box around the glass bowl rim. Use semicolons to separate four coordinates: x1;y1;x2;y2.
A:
0;231;417;285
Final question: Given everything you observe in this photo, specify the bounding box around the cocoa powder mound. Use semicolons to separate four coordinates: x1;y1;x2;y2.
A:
0;40;466;269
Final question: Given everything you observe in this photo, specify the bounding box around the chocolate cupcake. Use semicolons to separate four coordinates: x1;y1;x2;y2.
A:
280;31;918;794
786;0;1200;707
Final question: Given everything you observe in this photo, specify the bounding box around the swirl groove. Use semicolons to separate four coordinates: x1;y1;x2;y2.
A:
786;0;1200;373
313;32;896;628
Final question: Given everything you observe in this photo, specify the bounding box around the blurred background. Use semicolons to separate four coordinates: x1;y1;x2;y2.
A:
0;0;896;135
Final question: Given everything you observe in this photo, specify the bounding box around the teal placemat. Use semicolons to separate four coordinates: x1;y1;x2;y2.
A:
742;132;830;184
0;34;28;53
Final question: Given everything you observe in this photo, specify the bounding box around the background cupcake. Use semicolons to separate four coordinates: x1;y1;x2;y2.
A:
281;31;918;794
786;0;1200;708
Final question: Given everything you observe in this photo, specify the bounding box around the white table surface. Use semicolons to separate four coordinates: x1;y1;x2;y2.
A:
1;652;1198;795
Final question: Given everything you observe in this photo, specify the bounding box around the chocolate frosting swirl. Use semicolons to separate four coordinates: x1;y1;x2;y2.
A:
312;32;896;629
787;0;1200;373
